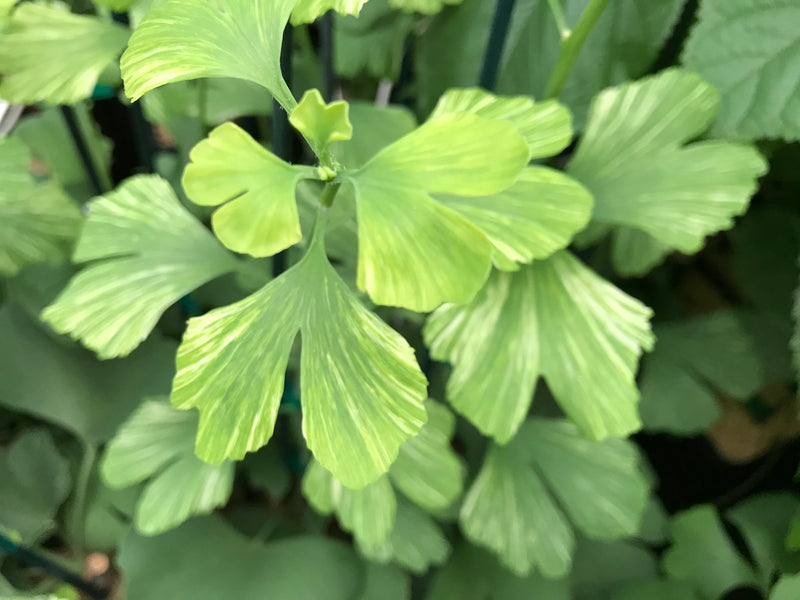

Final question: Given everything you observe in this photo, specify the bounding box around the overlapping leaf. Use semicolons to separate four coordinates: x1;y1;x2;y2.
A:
122;0;299;110
0;3;129;104
682;0;800;141
0;429;71;543
171;213;427;488
182;122;317;257
390;0;463;13
460;419;649;577
101;399;234;536
289;89;353;153
639;312;763;435
292;0;369;23
347;113;529;311
425;251;653;443
302;400;462;552
118;516;364;600
42;175;238;359
568;69;767;275
0;137;81;277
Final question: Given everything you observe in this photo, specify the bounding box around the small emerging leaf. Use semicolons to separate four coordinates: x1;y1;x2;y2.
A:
290;89;353;152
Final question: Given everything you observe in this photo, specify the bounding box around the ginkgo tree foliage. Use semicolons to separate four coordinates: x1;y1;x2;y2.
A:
1;0;798;598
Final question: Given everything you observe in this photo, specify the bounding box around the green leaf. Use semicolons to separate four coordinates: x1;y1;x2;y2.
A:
430;88;573;159
182;122;314;258
389;400;463;511
303;461;397;545
242;446;291;500
359;499;450;574
93;0;139;10
773;574;800;600
424;252;653;443
172;214;427;488
568;69;767;265
42;175;237;359
390;0;463;13
0;304;177;445
610;580;701;600
292;0;369;23
682;0;800;141
358;564;409;600
609;228;672;277
662;505;758;599
460;419;649;577
437;167;592;270
348;113;528;311
0;3;129;104
0;137;81;277
572;539;659;600
427;543;571;600
332;102;417;169
0;429;71;543
118;516;365;600
639;311;763;435
498;0;685;128
335;0;413;79
121;0;298;110
101;399;234;536
289;89;353;151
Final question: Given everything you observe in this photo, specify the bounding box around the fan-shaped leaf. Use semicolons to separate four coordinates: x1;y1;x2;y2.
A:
42;175;238;359
292;0;369;24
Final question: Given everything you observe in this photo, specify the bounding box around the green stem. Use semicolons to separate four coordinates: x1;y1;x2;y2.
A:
546;0;570;38
70;443;96;557
543;0;609;99
319;181;341;208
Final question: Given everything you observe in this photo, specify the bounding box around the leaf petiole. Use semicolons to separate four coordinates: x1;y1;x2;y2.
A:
546;0;570;39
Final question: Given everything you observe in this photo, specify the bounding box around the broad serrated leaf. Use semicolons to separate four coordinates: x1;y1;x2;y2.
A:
0;429;71;543
430;88;573;159
498;0;685;128
425;251;653;443
347;113;528;311
289;89;353;152
42;175;237;359
122;0;298;110
118;516;364;600
640;312;763;435
101;400;234;536
182;122;315;257
171;214;427;488
427;544;570;600
460;419;649;577
663;505;758;599
568;69;767;267
292;0;369;23
0;304;176;445
682;0;800;141
359;499;450;574
0;3;129;104
0;137;81;277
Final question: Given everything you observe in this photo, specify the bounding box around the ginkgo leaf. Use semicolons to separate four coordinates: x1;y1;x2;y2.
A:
42;175;238;359
437;167;592;270
425;251;654;444
639;312;762;435
292;0;369;24
289;89;353;152
0;3;130;104
429;88;573;159
122;0;299;110
182;122;316;257
359;499;450;574
389;400;463;511
390;0;463;14
460;418;649;577
347;113;528;311
610;228;672;277
172;212;427;488
682;0;800;141
568;69;767;258
0;137;81;277
101;399;234;536
93;0;138;11
303;461;397;546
